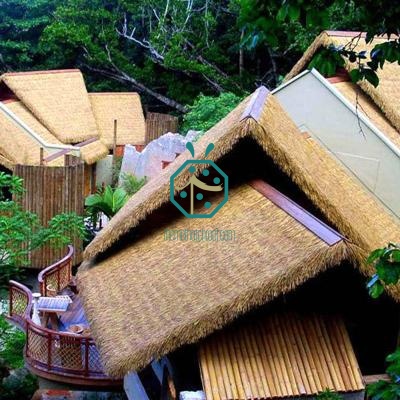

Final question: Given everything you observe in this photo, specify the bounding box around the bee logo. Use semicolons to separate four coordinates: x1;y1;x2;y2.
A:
170;142;228;218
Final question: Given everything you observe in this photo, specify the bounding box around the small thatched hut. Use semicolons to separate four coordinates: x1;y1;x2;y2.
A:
77;86;400;399
0;69;147;172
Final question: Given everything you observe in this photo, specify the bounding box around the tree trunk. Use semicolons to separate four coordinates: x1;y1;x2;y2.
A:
85;65;188;113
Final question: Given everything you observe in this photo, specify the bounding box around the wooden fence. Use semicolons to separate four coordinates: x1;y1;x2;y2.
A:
14;163;85;269
145;112;179;144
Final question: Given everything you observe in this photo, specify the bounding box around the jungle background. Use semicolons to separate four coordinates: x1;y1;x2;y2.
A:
0;0;398;120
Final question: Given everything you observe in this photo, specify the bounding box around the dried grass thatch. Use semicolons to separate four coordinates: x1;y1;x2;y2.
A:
285;31;400;132
84;89;400;265
0;100;63;167
89;93;146;148
78;184;357;377
79;139;109;165
1;70;99;143
77;87;400;376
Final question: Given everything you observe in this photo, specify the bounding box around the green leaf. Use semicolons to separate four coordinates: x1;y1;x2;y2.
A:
367;248;385;264
277;4;288;21
287;4;300;21
349;68;362;83
368;280;384;298
364;69;380;87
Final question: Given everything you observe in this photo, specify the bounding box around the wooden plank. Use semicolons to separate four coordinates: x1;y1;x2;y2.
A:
250;179;344;246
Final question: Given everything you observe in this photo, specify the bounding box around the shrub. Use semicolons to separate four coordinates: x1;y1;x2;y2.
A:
0;172;86;290
0;315;38;400
181;92;244;134
316;389;343;400
120;173;147;196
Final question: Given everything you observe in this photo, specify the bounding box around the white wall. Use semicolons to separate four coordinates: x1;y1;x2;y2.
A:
274;71;400;219
96;155;113;187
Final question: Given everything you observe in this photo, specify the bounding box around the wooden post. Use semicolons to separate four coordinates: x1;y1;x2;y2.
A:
40;148;44;166
113;119;117;157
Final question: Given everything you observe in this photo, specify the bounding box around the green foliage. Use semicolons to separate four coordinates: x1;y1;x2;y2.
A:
182;92;244;134
0;368;38;400
366;243;400;299
0;172;86;290
0;0;60;73
239;0;400;87
120;174;147;196
112;156;123;187
0;315;25;370
308;47;345;77
365;244;400;399
0;315;38;400
367;348;400;400
85;185;129;220
316;389;343;400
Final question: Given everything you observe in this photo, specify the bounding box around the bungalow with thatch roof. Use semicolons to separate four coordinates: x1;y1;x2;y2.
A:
77;87;400;399
274;31;400;219
0;69;147;186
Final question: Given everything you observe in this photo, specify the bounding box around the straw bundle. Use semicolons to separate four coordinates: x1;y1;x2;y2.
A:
0;100;63;167
285;31;400;132
199;313;364;399
89;93;146;148
78;184;356;377
2;70;99;143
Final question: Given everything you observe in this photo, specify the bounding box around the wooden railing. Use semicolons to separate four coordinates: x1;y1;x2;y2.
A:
8;280;33;330
7;248;120;386
8;280;117;385
38;245;73;297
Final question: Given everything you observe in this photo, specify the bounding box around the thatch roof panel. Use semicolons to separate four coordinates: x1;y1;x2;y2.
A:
78;184;355;377
89;93;146;148
83;92;254;259
2;70;99;143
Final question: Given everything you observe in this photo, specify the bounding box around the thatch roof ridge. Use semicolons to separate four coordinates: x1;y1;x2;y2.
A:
285;30;400;132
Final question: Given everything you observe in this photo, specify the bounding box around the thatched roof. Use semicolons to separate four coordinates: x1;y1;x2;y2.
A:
77;87;400;377
285;31;400;132
78;139;109;165
199;313;364;399
84;88;400;264
78;182;355;377
89;93;146;148
1;70;99;143
0;99;107;167
0;100;63;167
